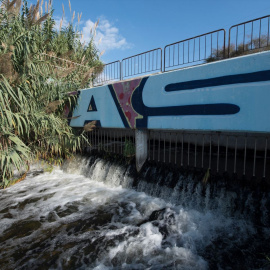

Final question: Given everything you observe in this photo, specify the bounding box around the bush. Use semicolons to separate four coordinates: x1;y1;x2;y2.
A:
205;35;270;63
0;0;103;187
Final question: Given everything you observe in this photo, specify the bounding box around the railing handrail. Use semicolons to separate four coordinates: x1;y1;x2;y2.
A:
101;60;121;66
164;29;226;71
229;14;270;30
92;15;270;86
164;29;226;49
93;60;121;86
121;48;162;79
228;15;270;57
122;47;162;61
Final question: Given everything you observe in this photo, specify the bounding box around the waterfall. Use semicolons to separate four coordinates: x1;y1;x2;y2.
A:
64;155;270;226
0;156;269;270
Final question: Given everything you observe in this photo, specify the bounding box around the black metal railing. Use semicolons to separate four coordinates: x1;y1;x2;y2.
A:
122;48;162;79
84;128;270;182
228;15;270;57
93;15;269;86
93;61;121;86
164;29;226;71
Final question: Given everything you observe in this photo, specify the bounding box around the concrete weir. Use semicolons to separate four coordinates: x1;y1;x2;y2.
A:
70;51;270;183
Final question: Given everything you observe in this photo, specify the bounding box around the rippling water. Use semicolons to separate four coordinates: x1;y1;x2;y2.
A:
0;157;269;269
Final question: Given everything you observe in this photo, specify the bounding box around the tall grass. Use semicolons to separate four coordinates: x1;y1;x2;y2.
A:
0;0;103;187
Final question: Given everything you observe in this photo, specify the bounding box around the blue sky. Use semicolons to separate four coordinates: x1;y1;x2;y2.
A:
50;0;270;63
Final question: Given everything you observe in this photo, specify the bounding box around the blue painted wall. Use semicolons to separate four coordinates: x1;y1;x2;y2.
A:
70;51;270;133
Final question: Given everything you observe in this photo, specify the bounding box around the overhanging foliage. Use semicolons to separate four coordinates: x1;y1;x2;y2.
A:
0;0;103;187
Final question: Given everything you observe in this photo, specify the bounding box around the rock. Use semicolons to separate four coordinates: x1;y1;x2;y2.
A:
0;220;42;242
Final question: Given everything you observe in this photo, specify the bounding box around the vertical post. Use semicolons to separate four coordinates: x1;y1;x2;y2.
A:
217;134;220;173
188;134;190;167
169;132;172;164
243;136;247;176
163;135;166;163
263;138;268;178
209;134;212;170
135;129;148;172
153;131;155;161
175;132;178;165
253;138;257;177
158;133;161;162
181;133;184;167
195;134;197;168
148;130;150;160
225;136;228;172
234;136;237;174
120;60;122;81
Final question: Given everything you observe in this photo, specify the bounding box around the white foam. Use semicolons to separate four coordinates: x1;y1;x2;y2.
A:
0;157;267;269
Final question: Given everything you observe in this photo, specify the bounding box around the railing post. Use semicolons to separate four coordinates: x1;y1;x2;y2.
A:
120;61;123;81
228;27;232;58
223;29;226;59
160;48;163;73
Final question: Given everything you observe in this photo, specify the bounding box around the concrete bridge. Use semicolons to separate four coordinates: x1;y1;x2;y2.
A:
69;15;270;183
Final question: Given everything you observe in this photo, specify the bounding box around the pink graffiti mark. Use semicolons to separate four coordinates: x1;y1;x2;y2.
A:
112;79;142;128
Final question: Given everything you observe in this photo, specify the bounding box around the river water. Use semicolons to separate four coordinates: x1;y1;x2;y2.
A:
0;156;269;270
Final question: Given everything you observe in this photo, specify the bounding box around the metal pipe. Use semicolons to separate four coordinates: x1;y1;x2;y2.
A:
148;130;150;160
188;135;190;167
225;136;228;172
158;132;161;162
209;135;212;169
243;136;247;176
263;138;268;178
195;134;197;168
234;137;237;174
202;135;205;168
181;133;184;167
163;134;166;163
114;130;116;153
253;138;257;177
217;134;220;173
175;133;178;165
153;131;155;161
169;133;172;164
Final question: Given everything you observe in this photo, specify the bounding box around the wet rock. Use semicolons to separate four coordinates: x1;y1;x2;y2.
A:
47;211;58;222
3;212;13;219
54;203;79;218
148;208;167;221
138;208;176;239
0;205;17;214
138;207;176;225
0;220;42;242
17;197;43;210
39;215;46;222
42;193;56;201
30;170;44;177
66;210;114;234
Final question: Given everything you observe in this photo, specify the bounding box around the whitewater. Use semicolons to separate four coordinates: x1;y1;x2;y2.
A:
0;156;269;269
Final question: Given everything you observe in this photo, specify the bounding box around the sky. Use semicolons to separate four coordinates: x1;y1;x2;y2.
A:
50;0;270;64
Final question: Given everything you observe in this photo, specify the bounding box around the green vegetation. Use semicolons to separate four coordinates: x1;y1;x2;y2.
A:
123;139;135;158
206;35;270;62
0;0;103;188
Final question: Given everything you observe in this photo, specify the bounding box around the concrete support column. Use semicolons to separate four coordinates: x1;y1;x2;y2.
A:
135;129;148;172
